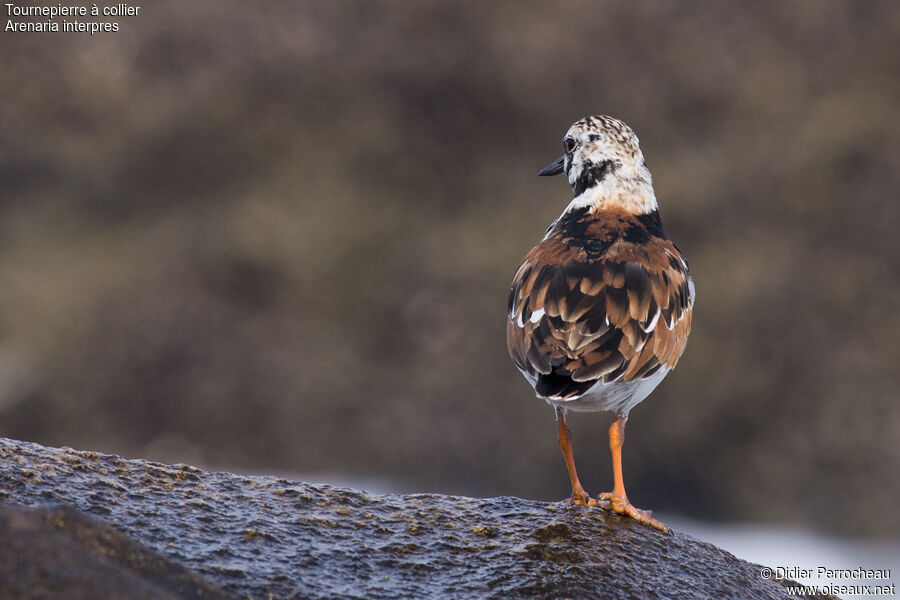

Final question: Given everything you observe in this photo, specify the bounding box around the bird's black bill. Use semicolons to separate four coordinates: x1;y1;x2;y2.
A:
538;155;565;176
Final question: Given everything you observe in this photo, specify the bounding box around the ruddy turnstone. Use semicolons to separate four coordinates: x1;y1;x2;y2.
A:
506;116;694;532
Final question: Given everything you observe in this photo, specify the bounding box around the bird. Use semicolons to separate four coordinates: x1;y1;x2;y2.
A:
506;115;694;532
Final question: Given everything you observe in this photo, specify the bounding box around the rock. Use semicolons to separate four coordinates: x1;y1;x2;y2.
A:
0;503;236;600
0;438;833;600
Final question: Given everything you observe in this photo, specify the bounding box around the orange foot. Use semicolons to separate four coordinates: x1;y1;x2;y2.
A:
567;488;598;506
596;492;668;532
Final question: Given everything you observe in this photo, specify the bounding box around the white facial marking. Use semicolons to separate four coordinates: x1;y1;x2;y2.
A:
556;115;658;216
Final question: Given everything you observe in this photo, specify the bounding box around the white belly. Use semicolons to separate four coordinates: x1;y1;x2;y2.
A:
543;366;671;416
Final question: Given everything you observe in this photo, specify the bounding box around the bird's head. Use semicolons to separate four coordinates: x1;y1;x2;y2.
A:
539;115;657;215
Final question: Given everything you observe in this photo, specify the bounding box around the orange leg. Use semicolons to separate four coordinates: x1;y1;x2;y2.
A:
597;416;669;532
556;408;596;506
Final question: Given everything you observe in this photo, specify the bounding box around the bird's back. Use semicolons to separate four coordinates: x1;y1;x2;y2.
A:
507;205;693;415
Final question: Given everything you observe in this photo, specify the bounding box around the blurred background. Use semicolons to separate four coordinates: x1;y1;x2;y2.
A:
1;0;898;561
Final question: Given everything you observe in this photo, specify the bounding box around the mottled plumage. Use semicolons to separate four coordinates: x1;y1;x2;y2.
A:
507;206;693;413
506;116;694;531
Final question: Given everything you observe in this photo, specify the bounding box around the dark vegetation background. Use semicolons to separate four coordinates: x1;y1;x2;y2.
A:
1;1;898;538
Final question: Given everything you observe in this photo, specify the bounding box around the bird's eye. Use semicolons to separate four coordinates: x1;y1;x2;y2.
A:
563;137;576;153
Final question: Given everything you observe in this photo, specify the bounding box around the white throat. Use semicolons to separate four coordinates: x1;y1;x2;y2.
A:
564;170;658;215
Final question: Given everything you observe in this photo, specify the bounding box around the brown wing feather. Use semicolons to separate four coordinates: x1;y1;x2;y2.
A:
507;211;693;399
